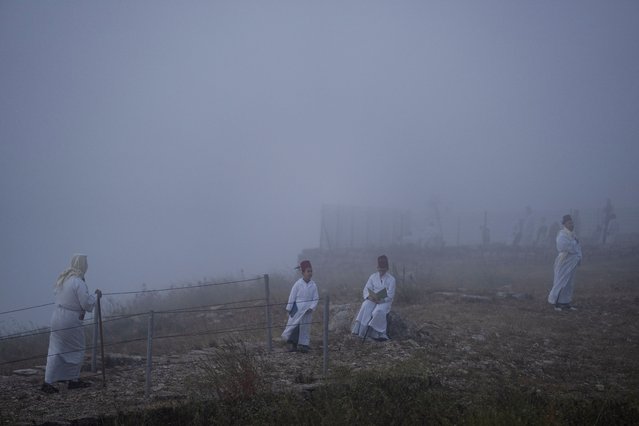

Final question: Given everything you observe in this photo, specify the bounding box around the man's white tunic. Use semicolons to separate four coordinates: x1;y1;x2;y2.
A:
548;227;582;305
44;276;96;383
351;272;396;339
281;278;319;346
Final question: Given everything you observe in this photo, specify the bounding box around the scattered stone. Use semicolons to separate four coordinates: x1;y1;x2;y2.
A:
471;334;486;342
328;304;355;333
512;293;532;300
460;294;492;302
405;339;421;348
13;369;39;376
103;353;143;367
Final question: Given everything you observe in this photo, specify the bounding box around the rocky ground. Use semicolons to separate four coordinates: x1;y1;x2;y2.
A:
2;250;639;424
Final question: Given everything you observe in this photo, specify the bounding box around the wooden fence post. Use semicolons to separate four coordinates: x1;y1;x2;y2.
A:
97;294;106;387
145;310;154;398
322;293;329;376
264;274;273;352
91;307;99;373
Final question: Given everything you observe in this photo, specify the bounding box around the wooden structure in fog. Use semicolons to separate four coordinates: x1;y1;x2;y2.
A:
320;204;411;250
319;203;639;250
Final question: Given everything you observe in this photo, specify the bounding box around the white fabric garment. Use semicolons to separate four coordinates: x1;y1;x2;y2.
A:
44;276;96;383
351;272;396;339
281;278;319;346
56;254;88;289
548;227;582;305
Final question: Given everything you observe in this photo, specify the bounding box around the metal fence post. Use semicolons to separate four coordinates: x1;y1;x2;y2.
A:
264;274;273;352
91;308;99;373
97;294;106;386
323;293;329;376
145;310;154;399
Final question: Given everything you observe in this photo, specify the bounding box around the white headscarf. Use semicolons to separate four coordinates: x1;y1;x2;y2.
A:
55;254;88;288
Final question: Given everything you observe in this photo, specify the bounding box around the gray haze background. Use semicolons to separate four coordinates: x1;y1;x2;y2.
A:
2;1;639;328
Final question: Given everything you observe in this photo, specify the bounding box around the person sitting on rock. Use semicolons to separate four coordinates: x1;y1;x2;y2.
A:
351;255;396;341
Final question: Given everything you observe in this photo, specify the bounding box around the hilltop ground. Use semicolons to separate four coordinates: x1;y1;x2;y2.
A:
1;245;638;424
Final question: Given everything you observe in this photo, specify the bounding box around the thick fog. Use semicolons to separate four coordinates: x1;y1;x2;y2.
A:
1;1;638;327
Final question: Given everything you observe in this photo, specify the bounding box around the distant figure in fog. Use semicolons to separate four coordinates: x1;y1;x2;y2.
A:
282;260;318;353
351;255;396;341
548;215;582;311
41;254;101;394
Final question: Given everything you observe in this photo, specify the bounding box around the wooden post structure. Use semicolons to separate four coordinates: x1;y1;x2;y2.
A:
91;308;99;373
322;294;329;376
264;274;273;352
96;294;106;387
145;310;154;398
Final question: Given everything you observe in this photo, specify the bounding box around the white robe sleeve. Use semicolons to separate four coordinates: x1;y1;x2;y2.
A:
285;281;299;312
556;232;578;254
309;283;319;311
75;279;97;313
385;276;396;304
362;275;374;300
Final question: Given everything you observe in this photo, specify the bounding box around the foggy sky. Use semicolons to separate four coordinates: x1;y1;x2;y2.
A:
1;1;639;326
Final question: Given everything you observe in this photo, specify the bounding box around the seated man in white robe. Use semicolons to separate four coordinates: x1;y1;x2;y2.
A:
351;255;396;341
548;215;582;311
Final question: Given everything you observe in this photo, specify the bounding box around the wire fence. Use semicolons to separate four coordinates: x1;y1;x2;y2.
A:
0;276;264;317
0;274;334;398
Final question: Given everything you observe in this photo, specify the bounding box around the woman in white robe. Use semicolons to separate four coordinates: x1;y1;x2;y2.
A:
281;260;319;353
352;255;396;341
41;254;101;393
548;215;582;311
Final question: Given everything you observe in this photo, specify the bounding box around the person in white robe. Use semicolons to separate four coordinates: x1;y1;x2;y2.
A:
548;215;582;311
281;260;319;353
41;254;101;393
351;255;396;341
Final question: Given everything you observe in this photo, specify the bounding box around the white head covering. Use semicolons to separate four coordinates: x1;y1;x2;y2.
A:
55;254;88;288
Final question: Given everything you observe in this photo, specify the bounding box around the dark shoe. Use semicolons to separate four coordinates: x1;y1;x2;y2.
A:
555;303;577;312
298;345;309;353
41;382;59;394
68;379;91;389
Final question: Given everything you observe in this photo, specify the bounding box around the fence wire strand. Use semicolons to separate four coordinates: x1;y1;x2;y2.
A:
0;276;264;316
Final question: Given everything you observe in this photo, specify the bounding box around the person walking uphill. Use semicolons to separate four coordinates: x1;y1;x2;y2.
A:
548;215;582;311
352;255;396;341
282;260;319;353
41;254;101;394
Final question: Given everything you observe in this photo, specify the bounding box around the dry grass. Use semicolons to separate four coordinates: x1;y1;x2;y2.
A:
2;244;639;424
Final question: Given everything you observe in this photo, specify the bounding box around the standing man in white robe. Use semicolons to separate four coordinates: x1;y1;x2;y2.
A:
351;255;396;341
548;215;582;311
41;254;101;393
282;260;319;353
